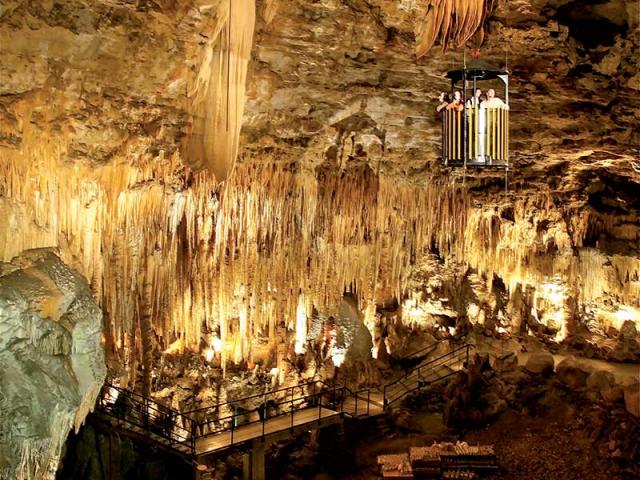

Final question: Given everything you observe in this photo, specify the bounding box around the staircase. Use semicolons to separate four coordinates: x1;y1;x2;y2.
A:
383;344;473;407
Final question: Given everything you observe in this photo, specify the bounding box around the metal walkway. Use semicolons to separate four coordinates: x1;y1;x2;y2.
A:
94;343;472;462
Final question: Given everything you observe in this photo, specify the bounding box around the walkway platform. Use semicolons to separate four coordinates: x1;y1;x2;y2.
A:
196;407;340;455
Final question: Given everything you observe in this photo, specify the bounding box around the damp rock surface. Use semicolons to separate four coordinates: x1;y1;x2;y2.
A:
0;249;106;480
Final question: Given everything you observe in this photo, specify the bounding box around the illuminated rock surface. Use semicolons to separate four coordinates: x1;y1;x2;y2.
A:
0;249;106;480
0;0;638;389
1;2;638;477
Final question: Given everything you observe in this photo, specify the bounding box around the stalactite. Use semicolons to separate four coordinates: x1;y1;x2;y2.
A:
416;0;495;56
183;0;256;181
2;118;638;370
262;0;279;24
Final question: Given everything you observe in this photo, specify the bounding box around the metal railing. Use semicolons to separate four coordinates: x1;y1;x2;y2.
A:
442;107;509;167
96;383;197;455
94;343;473;456
186;380;346;446
96;379;376;456
383;344;473;407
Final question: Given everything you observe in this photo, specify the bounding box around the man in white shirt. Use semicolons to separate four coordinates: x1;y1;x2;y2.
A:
482;88;507;108
480;89;508;163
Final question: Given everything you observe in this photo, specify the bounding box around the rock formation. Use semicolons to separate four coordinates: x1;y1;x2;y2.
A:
0;249;106;480
0;0;638;371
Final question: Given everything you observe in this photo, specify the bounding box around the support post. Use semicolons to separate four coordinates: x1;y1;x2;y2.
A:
243;441;266;480
194;464;207;480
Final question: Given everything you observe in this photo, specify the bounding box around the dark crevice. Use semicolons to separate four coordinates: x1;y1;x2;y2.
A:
553;1;628;49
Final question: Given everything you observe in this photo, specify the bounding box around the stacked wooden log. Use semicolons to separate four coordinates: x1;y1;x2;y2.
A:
442;470;478;479
410;446;441;477
377;441;497;479
377;453;414;479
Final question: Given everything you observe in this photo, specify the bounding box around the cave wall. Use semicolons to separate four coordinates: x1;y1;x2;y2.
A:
0;249;105;480
0;0;638;372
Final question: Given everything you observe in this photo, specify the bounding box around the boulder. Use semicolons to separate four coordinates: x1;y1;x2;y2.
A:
493;352;518;373
482;392;508;419
0;249;106;480
556;357;590;389
624;384;640;417
586;370;615;391
601;386;624;404
584;369;623;403
619;320;638;339
608;338;640;363
525;352;555;376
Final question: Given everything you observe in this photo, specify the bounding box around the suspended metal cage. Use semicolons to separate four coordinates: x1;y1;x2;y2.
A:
441;59;510;169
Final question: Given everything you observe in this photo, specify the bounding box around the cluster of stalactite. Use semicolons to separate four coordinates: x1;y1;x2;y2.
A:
0;130;469;374
462;195;640;308
416;0;496;56
461;194;640;339
2;137;638;375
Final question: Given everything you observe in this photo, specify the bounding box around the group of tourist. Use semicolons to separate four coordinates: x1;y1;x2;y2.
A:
436;88;508;162
436;88;508;113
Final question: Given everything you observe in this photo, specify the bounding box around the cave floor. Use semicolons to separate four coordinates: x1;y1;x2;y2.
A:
476;337;640;381
463;408;632;480
320;408;633;480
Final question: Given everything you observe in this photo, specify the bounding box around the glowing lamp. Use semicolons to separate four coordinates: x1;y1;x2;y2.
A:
211;336;223;353
204;348;214;363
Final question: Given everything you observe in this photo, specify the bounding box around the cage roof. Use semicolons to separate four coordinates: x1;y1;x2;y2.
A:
446;59;507;82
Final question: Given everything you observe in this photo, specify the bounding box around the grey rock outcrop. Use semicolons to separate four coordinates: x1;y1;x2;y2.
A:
0;249;106;480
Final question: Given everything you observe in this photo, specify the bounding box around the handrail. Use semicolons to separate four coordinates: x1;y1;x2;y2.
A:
192;382;347;443
96;383;197;454
383;344;473;407
96;377;379;457
183;378;330;416
403;341;440;360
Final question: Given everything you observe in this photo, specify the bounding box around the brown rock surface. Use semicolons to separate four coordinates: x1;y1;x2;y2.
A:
556;356;591;388
525;352;554;375
624;383;640;417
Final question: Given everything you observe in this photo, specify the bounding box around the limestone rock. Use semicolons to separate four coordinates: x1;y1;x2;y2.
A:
624;384;640;417
556;357;591;389
0;249;106;480
619;320;638;339
525;353;555;376
586;370;615;392
586;370;624;403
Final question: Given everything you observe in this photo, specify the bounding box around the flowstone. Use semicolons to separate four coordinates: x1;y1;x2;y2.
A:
0;249;106;480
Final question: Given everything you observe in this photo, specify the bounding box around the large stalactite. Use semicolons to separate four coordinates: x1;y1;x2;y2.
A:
183;0;256;181
416;0;496;55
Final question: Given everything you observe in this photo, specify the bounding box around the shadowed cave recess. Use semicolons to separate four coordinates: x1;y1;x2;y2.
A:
0;0;639;479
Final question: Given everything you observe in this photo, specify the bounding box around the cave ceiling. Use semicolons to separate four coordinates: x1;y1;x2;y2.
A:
1;0;638;195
